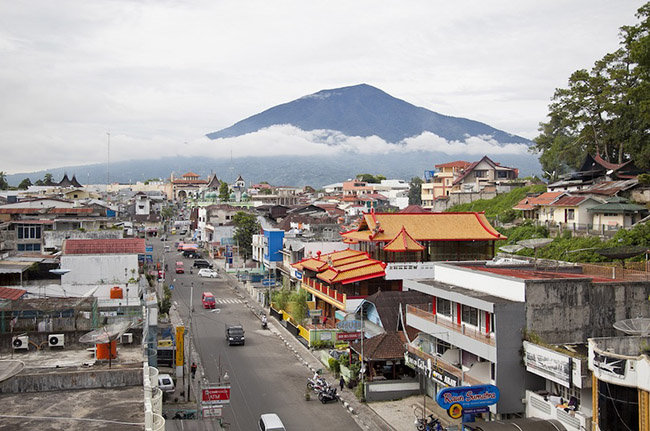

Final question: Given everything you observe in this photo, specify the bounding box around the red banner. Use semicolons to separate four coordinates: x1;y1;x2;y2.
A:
202;386;231;404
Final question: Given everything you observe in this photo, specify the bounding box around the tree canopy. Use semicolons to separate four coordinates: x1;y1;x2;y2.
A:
532;3;650;177
408;177;422;205
0;172;8;190
17;178;32;189
218;181;230;201
356;173;386;183
232;211;260;261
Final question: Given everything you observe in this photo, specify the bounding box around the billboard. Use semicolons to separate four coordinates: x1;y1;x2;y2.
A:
436;384;500;410
202;385;232;405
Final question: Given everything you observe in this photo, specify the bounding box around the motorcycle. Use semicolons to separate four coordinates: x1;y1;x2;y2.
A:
318;387;338;404
415;414;444;431
307;376;330;393
261;314;268;330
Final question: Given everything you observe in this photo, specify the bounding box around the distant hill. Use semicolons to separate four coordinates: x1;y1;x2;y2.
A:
207;83;531;145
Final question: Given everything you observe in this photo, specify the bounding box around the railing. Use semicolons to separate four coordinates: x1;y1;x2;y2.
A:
302;277;346;307
407;305;495;346
406;344;483;386
581;263;650;281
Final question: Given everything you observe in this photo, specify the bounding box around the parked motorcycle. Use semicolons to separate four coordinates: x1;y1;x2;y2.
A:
318;387;338;404
415;414;444;431
307;376;330;393
261;312;268;329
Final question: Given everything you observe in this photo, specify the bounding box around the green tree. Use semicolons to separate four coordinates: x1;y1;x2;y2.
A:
0;172;8;190
43;173;54;186
408;177;422;205
219;181;230;201
532;4;650;173
356;173;385;183
232;211;260;261
17;178;32;189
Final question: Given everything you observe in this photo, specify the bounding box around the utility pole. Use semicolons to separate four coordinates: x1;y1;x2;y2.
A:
187;281;194;402
106;132;110;186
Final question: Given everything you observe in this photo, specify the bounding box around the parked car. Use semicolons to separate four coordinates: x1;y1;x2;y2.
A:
201;292;216;309
183;250;201;259
158;373;175;393
193;259;213;269
258;413;286;431
198;268;218;278
175;261;184;274
225;324;245;345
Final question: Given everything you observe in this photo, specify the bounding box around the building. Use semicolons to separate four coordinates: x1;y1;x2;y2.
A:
421;161;472;207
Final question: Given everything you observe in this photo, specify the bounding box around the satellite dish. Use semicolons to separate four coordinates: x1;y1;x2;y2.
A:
517;238;554;249
0;360;25;383
500;245;524;253
79;321;133;344
596;246;648;260
49;269;71;275
614;318;650;336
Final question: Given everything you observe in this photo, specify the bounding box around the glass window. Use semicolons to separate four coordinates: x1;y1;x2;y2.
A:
437;298;451;316
461;305;478;326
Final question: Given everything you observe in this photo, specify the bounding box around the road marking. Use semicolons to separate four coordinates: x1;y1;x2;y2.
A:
214;298;243;304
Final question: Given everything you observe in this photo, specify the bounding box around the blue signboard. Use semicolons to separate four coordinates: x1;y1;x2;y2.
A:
261;278;276;286
436;385;500;410
146;254;153;263
146;245;153;252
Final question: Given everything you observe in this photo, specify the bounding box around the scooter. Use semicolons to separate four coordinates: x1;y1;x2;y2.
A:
318;387;338;404
261;314;268;330
415;414;444;431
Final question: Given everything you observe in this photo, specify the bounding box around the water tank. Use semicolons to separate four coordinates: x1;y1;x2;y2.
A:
96;340;117;360
110;286;123;299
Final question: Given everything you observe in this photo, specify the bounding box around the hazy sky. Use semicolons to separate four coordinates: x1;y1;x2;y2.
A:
0;1;643;174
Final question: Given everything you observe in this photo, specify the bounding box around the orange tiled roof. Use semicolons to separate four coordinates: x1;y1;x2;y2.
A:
63;238;146;255
341;212;505;242
383;226;425;252
513;192;564;211
292;249;386;285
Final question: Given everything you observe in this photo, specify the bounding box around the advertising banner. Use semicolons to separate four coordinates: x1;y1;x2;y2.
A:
523;341;574;388
202;386;232;404
337;331;361;341
405;351;460;387
436;384;500;410
175;326;184;367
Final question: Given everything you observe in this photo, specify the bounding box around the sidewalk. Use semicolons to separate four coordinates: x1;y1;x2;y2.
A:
217;260;463;431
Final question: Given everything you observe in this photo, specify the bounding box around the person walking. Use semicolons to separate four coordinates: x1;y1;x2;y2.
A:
339;376;345;391
191;362;197;380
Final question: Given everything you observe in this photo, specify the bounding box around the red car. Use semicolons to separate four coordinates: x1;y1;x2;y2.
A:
175;261;184;274
201;292;216;309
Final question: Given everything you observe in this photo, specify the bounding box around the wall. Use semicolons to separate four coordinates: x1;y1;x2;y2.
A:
434;263;525;302
524;279;650;344
44;230;123;250
430;190;498;212
61;254;139;285
0;365;143;393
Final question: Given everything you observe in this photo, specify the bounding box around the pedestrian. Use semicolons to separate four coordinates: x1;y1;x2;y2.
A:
191;362;197;379
339;376;345;391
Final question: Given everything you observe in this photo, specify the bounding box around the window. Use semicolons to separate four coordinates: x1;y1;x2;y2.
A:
474;170;487;178
17;243;41;251
17;225;41;239
461;304;478;326
437;298;451;316
566;209;575;221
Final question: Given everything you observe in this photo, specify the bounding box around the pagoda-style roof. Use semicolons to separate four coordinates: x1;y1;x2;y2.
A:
341;212;505;243
383;226;425;252
292;249;386;285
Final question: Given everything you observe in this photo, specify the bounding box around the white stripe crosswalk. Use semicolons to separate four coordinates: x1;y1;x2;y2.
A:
213;298;243;304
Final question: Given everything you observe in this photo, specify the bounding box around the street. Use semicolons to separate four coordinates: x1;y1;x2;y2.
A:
158;233;361;431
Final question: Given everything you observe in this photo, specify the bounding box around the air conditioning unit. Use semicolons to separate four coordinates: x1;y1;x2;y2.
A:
48;334;65;348
121;333;133;344
12;335;29;350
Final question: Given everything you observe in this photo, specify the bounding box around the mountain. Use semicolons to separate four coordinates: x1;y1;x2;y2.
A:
207;83;531;145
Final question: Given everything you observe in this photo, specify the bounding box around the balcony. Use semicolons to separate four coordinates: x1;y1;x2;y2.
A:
526;391;591;431
406;344;484;386
301;277;346;309
407;305;495;346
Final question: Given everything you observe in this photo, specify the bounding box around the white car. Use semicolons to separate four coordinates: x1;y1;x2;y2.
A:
158;373;175;393
198;268;218;278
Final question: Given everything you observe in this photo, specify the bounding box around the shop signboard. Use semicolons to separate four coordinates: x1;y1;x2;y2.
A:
405;351;460;387
337;331;361;341
436;384;500;410
202;405;223;418
337;320;362;331
201;385;231;405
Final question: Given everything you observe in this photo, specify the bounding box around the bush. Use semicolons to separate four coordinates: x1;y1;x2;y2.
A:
311;339;334;350
328;357;340;374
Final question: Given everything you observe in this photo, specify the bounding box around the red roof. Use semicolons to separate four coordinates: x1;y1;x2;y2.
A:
399;205;430;214
434;160;471;169
0;286;27;300
63;238;146;255
513;192;564;210
550;196;590;207
49;208;94;214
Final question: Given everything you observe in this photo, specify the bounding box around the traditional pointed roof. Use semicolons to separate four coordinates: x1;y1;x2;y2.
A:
341;212;505;243
70;174;82;188
399;205;429;214
236;174;245;183
207;174;221;189
57;173;74;187
383;226;425;252
349;332;407;361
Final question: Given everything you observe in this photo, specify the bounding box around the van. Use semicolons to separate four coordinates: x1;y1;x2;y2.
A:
158;373;175;393
258;413;286;431
201;292;216;309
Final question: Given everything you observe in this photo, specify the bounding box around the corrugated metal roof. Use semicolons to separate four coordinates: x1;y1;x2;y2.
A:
63;238;146;255
0;287;26;300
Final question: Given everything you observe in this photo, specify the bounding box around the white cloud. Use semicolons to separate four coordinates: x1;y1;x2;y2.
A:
0;0;642;173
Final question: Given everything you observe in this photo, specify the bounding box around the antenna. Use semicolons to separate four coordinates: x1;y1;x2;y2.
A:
614;318;650;336
106;132;110;186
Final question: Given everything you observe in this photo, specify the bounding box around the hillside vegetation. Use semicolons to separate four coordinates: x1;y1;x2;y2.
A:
447;187;650;264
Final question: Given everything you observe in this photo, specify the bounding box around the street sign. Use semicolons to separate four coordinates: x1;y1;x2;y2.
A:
202;405;223;418
337;331;361;341
202;385;231;405
169;284;174;290
261;278;276;286
308;309;323;317
146;245;153;252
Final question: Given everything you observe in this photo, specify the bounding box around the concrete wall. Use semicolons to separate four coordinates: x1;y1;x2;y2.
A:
0;366;143;393
61;254;139;285
525;279;650;344
365;379;421;402
430;191;498;212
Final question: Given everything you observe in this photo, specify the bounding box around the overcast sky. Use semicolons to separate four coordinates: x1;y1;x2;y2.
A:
0;0;643;175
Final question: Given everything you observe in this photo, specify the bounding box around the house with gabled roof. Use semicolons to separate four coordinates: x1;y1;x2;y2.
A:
544;194;605;226
451;156;518;193
340;212;506;280
587;196;648;229
513;191;565;220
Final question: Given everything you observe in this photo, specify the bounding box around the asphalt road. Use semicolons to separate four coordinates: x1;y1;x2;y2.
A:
159;234;361;431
